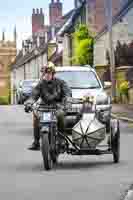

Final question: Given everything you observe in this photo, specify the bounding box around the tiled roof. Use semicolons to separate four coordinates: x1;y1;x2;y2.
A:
57;1;85;37
11;9;74;70
11;43;49;70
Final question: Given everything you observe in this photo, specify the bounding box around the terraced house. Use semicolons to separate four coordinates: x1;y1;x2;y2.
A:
94;0;133;103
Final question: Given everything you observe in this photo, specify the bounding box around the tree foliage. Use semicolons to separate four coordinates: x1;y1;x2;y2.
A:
72;24;94;66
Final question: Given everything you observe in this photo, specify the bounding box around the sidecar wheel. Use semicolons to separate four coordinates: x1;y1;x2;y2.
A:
41;134;53;170
111;120;120;163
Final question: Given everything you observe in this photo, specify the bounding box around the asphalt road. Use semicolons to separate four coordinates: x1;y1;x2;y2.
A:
0;105;133;200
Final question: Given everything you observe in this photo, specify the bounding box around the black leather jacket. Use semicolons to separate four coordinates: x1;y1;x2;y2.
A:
30;78;71;105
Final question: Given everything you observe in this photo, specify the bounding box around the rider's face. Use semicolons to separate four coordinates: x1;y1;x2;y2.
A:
45;72;53;81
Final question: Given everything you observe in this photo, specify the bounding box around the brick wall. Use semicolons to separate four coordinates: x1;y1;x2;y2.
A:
32;8;44;35
49;0;62;26
87;0;122;33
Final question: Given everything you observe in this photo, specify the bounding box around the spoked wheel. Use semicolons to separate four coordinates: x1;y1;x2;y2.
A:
111;119;120;163
41;134;53;170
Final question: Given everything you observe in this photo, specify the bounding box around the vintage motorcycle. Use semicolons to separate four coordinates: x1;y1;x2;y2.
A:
25;96;120;170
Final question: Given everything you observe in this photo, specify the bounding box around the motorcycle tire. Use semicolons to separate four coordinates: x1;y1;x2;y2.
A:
41;134;53;170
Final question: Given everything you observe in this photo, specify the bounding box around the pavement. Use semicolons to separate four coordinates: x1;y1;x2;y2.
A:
111;104;133;200
112;104;133;123
0;105;133;200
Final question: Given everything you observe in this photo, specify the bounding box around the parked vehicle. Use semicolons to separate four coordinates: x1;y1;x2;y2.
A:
16;79;39;104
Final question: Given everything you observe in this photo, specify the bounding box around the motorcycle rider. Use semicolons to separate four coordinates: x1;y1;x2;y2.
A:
25;62;72;150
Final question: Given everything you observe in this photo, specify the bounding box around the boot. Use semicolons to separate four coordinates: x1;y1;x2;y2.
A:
28;115;40;150
28;141;40;151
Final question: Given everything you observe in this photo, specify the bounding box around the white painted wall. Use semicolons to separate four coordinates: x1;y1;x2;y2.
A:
15;67;24;86
63;34;70;66
11;51;48;101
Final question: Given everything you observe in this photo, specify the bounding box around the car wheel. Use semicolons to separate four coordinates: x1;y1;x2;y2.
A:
111;119;120;163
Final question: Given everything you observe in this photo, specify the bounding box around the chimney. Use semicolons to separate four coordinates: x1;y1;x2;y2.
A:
49;0;62;26
36;8;39;14
40;8;43;14
32;8;35;14
74;0;78;8
32;8;44;35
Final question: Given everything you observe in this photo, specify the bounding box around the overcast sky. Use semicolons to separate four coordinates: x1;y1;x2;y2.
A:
0;0;74;49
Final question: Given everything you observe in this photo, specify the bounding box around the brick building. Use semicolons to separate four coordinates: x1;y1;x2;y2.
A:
32;8;44;36
87;0;123;33
32;0;63;36
26;0;63;50
49;0;63;26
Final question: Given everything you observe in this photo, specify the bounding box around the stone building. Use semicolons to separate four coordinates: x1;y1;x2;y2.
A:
0;30;17;103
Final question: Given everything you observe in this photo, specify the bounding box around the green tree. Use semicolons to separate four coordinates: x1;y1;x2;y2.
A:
72;24;94;66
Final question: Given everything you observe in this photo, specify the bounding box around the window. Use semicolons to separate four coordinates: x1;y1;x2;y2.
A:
55;71;101;89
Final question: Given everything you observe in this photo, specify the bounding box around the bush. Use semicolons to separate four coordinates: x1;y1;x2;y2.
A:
72;24;94;66
0;96;9;105
119;81;129;98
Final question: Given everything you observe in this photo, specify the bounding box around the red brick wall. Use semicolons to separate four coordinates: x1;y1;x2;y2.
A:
49;0;62;26
32;8;44;35
87;0;122;33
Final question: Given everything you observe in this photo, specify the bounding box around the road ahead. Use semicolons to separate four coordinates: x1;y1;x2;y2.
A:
0;105;133;200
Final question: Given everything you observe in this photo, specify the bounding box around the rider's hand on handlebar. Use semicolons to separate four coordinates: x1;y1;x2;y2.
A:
24;103;32;113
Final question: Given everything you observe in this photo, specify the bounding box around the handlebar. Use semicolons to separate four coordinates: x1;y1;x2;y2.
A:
24;97;93;113
66;97;93;104
37;105;57;112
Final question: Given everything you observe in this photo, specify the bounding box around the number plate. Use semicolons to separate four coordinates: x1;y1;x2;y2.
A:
43;112;51;121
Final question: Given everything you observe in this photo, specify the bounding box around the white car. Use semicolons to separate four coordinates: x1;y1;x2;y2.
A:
54;66;112;131
16;79;39;104
33;66;112;132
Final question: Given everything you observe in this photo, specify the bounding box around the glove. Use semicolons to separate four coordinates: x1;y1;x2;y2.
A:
24;103;32;113
56;103;64;110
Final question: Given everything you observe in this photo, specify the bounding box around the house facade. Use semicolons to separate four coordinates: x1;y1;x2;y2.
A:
94;0;133;67
10;45;48;104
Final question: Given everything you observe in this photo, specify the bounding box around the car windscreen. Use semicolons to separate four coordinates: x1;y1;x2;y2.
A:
22;80;35;87
55;71;101;89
